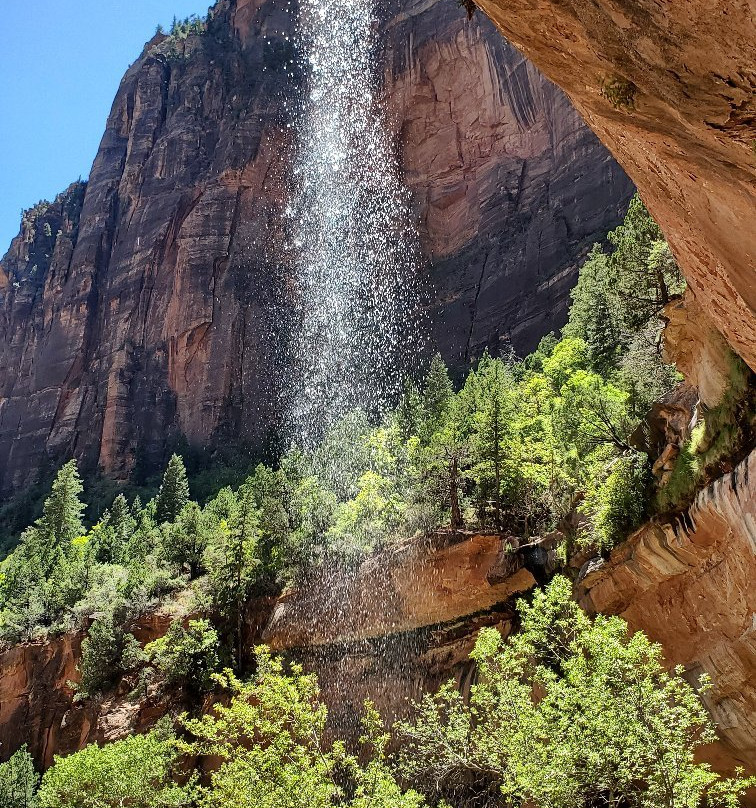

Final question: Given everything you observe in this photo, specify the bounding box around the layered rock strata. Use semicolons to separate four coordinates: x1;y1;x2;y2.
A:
0;0;633;494
578;448;756;773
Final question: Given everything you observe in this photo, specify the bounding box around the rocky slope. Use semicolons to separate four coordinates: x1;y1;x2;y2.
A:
0;0;633;495
476;0;756;371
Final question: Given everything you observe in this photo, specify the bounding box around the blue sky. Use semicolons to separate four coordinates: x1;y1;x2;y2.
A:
0;1;214;251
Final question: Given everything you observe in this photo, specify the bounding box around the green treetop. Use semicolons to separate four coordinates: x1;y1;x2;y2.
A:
397;576;756;808
155;454;190;524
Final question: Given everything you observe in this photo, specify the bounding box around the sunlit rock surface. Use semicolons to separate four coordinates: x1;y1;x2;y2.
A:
264;532;537;649
578;448;756;775
0;0;632;494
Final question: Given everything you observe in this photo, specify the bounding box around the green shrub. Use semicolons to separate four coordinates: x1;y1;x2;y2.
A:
655;355;754;512
146;618;220;693
581;452;651;552
37;725;192;808
180;649;427;808
600;75;637;109
396;577;756;808
76;613;142;699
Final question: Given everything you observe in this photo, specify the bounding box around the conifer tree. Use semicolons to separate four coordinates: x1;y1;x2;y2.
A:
163;502;210;579
205;488;261;669
23;460;85;573
155;454;190;524
420;354;454;442
0;745;38;808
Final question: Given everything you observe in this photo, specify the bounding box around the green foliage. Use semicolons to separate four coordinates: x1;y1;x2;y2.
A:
564;194;684;387
0;745;39;808
656;354;755;512
162;501;212;579
600;75;637;109
397;577;756;807
37;726;193;808
169;13;207;38
181;648;426;808
580;452;652;551
155;455;190;524
204;487;261;667
146;618;220;693
76;611;143;699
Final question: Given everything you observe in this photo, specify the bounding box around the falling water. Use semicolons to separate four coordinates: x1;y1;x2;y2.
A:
287;0;426;445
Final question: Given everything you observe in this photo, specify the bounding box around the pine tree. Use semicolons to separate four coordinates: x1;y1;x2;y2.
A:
205;488;261;669
155;454;190;524
420;354;454;442
0;745;39;808
163;502;210;579
395;380;424;440
108;493;135;562
465;355;516;528
22;461;85;574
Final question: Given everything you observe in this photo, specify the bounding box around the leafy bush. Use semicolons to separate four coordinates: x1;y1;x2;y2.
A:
580;452;652;552
600;75;637;109
396;577;756;808
145;618;220;693
76;612;143;699
180;648;427;808
656;354;754;512
37;725;192;808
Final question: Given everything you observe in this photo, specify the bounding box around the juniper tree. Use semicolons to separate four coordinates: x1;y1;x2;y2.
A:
0;745;38;808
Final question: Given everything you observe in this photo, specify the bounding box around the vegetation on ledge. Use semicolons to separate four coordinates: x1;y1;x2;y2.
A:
0;195;713;659
3;578;754;808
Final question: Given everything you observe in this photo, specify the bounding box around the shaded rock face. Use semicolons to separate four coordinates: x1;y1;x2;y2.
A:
0;0;632;494
578;448;756;775
476;0;756;371
382;1;633;365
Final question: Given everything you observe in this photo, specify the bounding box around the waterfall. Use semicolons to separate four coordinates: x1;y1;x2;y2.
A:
287;0;425;446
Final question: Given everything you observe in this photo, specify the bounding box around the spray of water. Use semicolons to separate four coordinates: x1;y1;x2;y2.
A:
287;0;426;446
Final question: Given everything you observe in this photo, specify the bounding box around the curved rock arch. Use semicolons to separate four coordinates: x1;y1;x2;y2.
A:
477;0;756;367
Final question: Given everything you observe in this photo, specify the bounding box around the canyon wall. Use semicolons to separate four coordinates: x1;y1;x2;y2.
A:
577;449;756;773
0;0;632;495
476;0;756;371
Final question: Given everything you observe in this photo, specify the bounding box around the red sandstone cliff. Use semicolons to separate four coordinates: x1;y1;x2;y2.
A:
0;0;632;494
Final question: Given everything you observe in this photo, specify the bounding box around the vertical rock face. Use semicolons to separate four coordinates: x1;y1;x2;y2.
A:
578;449;756;774
384;1;633;364
0;0;632;494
